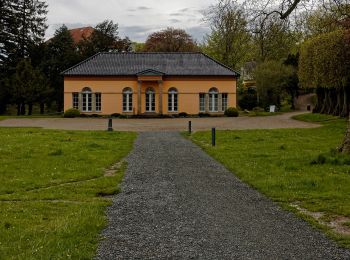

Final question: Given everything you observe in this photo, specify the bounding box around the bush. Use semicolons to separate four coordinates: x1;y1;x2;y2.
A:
63;108;80;118
224;107;239;117
90;114;101;118
179;112;188;117
253;107;265;112
118;114;127;119
110;113;120;118
238;93;258;110
198;112;210;117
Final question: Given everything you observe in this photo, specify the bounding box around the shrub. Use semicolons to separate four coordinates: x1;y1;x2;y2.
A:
110;113;120;118
118;114;127;119
63;108;80;118
253;107;265;112
179;112;188;117
90;114;101;118
224;107;239;117
198;112;210;117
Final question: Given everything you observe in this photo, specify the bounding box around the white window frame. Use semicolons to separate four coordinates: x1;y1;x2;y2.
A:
72;93;79;109
209;88;219;112
199;93;205;112
168;88;178;112
82;88;92;112
222;93;228;111
95;93;101;112
146;88;155;112
123;88;133;112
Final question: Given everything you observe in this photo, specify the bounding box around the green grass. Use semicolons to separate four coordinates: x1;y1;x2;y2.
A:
187;113;350;247
0;115;62;121
0;128;136;259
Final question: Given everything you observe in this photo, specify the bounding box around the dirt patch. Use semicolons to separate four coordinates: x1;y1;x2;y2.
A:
291;203;350;236
104;161;123;177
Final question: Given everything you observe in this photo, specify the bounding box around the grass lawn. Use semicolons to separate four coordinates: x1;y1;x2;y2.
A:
0;128;136;259
187;113;350;247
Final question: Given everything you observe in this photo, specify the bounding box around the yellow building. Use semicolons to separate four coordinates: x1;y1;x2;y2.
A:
63;52;239;116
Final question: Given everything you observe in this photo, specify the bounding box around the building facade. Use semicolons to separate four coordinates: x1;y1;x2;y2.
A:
63;52;239;116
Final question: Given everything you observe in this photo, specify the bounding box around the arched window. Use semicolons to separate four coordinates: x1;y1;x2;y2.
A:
82;87;92;112
209;87;219;112
145;87;155;112
123;87;133;112
168;87;178;112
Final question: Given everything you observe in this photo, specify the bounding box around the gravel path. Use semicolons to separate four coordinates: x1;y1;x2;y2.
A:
96;132;350;259
0;112;319;131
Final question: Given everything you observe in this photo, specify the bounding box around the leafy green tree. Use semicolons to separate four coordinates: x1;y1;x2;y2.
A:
143;27;199;52
203;0;251;69
79;20;132;58
254;60;294;109
251;15;298;62
299;29;349;116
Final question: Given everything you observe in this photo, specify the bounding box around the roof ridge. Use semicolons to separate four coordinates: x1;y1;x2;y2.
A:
99;51;202;55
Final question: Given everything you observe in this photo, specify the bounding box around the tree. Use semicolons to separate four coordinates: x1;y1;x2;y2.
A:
299;29;349;117
250;14;298;62
10;59;47;115
44;25;80;112
143;28;199;52
203;0;251;69
254;60;294;109
283;53;299;109
79;20;132;58
8;0;48;63
0;0;47;114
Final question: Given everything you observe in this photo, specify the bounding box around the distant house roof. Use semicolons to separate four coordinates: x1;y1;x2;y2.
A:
69;27;94;44
62;52;240;77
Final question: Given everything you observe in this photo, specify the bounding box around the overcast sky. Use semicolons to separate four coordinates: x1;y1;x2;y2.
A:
45;0;216;42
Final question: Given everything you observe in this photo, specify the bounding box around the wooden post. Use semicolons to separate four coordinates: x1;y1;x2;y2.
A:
188;121;192;134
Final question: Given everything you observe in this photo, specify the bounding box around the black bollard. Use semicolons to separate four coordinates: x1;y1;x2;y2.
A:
212;127;216;146
188;121;192;134
108;118;113;131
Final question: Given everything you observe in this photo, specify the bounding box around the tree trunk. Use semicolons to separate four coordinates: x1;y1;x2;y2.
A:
333;88;340;116
40;102;45;114
17;103;21;116
320;88;329;114
341;86;349;117
20;103;26;115
313;87;323;113
338;114;350;153
28;103;33;115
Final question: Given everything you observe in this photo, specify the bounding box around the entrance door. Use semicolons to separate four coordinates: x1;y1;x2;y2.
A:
146;88;155;112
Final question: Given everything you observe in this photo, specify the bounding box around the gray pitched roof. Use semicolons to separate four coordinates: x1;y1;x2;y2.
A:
62;52;240;77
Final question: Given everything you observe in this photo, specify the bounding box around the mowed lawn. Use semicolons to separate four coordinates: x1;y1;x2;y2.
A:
188;113;350;247
0;128;136;259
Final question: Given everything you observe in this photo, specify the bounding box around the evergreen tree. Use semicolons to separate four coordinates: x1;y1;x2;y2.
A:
44;25;79;111
12;0;48;62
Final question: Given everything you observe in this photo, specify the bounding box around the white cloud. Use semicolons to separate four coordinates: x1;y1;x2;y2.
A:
45;0;215;42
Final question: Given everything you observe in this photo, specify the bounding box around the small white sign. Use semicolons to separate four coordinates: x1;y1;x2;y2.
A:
269;105;276;113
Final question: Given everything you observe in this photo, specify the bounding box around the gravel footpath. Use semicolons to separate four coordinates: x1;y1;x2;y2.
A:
96;132;350;259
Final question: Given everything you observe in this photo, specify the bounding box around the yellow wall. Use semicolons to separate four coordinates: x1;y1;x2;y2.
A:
64;76;237;115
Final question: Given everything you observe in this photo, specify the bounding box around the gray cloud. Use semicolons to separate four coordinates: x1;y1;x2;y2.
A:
137;6;151;10
170;13;182;16
169;19;181;23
